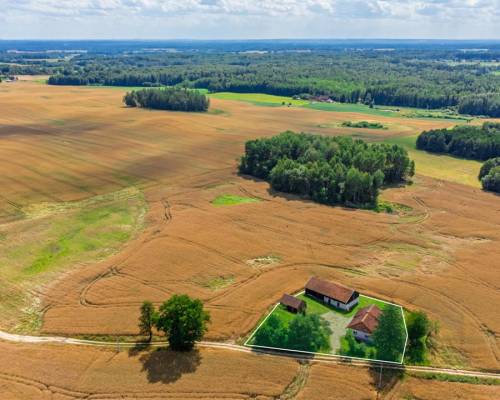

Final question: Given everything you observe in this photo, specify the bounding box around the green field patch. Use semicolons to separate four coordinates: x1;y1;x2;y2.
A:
209;92;309;107
211;194;260;206
383;135;481;188
193;275;235;290
304;102;398;117
342;120;387;129
375;200;413;214
0;187;146;333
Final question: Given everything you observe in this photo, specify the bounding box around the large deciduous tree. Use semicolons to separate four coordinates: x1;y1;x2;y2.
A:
372;307;406;362
155;294;210;351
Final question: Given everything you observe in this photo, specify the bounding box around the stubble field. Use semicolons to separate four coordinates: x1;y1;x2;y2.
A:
0;80;499;398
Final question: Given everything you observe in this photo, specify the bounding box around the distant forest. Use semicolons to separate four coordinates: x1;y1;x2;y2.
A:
39;50;500;117
123;87;209;112
1;41;499;117
239;131;414;207
416;122;500;160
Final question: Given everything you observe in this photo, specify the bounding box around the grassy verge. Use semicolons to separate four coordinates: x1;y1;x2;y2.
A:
383;135;481;188
0;187;147;333
211;194;260;206
408;371;500;386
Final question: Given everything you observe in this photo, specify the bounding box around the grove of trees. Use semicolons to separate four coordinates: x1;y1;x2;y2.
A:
239;131;414;207
123;88;209;112
254;313;331;352
416;122;500;161
137;295;210;351
479;157;500;193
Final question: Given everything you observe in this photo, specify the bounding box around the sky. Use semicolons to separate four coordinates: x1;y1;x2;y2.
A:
0;0;499;40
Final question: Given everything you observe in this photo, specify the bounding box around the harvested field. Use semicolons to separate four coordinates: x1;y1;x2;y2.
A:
0;342;298;399
0;79;499;382
2;341;496;399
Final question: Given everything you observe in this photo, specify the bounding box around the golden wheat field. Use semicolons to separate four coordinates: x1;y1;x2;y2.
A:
0;80;499;399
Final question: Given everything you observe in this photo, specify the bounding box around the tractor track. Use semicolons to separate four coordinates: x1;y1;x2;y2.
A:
1;331;499;381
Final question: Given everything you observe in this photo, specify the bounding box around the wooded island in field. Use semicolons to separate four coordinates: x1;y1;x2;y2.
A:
123;87;209;112
240;131;414;207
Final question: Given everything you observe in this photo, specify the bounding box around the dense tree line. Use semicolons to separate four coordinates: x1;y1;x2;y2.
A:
44;50;500;117
416;122;500;160
479;157;500;193
123;88;209;112
239;131;414;207
458;94;500;117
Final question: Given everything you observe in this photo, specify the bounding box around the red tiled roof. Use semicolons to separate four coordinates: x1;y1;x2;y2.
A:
280;294;306;310
347;304;382;334
305;276;356;304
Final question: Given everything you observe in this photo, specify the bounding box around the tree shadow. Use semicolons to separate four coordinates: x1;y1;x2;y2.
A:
368;363;405;395
129;346;201;384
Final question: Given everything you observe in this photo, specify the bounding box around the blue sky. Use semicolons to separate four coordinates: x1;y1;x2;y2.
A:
0;0;499;40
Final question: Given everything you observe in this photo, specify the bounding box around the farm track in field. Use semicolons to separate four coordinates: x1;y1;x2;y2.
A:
1;330;500;381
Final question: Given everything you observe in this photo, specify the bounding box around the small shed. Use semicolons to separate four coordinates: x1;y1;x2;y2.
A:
280;294;306;314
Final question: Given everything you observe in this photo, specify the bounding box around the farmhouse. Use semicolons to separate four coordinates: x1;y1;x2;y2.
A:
305;276;359;311
347;304;382;342
280;293;306;314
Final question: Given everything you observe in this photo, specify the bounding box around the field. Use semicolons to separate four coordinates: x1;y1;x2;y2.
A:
209;92;309;106
382;135;483;188
0;80;499;398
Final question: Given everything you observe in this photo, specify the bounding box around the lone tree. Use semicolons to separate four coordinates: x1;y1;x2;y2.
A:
138;301;156;342
155;294;210;351
372;306;406;362
406;310;433;364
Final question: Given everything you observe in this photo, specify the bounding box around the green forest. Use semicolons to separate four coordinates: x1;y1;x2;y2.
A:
40;50;500;117
479;157;500;193
123;87;209;112
416;122;500;160
239;131;414;207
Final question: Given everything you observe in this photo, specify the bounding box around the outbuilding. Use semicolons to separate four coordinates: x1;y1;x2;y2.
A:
305;276;359;311
280;293;306;314
347;304;382;342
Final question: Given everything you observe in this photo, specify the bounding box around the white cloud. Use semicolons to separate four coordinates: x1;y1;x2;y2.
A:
0;0;498;39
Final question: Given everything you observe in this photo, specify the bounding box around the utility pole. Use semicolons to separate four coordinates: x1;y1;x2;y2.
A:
376;364;383;399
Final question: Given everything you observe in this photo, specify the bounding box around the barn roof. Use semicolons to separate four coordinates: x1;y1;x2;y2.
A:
280;294;306;310
305;276;357;304
347;304;382;334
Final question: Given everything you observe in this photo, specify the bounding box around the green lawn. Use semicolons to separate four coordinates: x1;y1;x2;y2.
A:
383;135;482;188
248;292;404;359
211;194;260;206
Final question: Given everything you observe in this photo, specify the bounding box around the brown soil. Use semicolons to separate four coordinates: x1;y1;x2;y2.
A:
0;81;499;397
